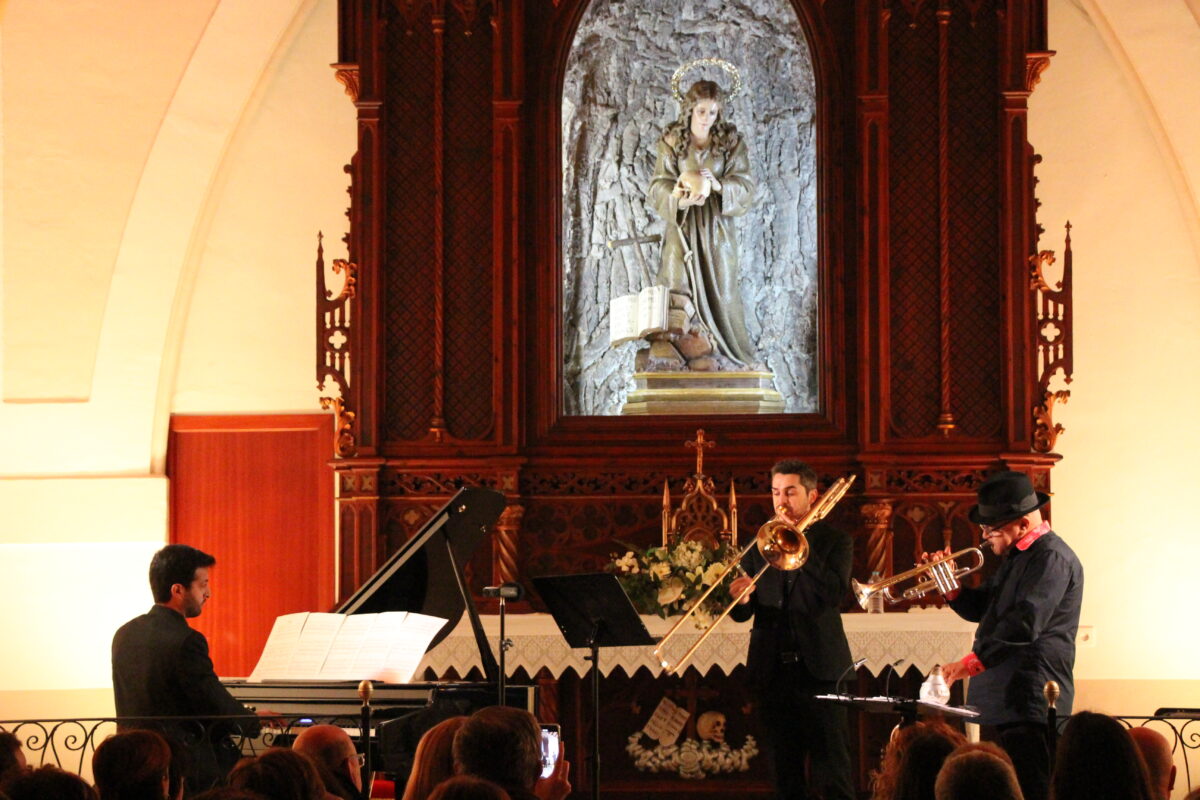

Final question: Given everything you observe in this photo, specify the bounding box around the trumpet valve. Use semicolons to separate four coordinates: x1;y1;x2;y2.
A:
929;559;960;596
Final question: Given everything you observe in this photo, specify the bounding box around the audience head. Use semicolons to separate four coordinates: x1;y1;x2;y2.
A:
402;716;468;800
228;749;326;800
0;731;27;785
3;765;98;800
935;749;1023;800
1127;727;1175;800
1052;711;1154;800
92;729;173;800
871;719;966;800
452;707;541;795
943;740;1015;768
427;776;512;800
291;724;362;794
189;790;267;800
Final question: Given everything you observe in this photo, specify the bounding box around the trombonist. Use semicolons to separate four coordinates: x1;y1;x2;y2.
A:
729;459;855;800
935;471;1083;800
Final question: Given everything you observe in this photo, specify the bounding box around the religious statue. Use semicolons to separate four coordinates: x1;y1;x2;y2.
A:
645;60;758;371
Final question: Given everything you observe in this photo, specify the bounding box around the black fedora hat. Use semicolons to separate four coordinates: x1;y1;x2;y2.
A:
968;471;1050;527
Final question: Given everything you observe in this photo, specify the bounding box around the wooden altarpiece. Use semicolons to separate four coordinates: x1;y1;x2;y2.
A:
318;0;1074;796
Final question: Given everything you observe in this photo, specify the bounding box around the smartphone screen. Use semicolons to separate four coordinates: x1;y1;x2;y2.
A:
539;723;561;779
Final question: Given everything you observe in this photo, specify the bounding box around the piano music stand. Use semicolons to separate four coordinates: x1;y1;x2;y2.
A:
533;573;656;800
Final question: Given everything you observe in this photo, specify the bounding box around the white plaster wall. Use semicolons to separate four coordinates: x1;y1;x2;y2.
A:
171;0;354;415
1029;0;1200;685
0;0;348;718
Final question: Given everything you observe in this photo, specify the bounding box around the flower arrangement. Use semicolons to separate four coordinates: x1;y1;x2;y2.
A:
607;538;739;629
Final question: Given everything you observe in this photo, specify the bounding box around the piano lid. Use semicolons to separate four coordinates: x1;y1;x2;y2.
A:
336;486;505;679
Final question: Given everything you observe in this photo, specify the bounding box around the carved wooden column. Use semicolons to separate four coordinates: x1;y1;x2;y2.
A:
860;498;894;577
493;0;523;447
856;0;892;444
492;503;524;586
935;0;956;436
998;0;1053;450
335;460;385;602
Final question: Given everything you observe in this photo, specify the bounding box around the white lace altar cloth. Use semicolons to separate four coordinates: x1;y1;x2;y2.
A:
416;607;976;679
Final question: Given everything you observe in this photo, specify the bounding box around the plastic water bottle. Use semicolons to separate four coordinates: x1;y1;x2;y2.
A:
920;664;951;705
867;571;885;614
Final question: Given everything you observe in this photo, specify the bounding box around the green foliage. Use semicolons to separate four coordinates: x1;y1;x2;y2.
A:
607;538;739;628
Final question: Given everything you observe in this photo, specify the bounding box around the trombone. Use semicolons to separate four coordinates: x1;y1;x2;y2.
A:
851;547;985;609
653;475;856;675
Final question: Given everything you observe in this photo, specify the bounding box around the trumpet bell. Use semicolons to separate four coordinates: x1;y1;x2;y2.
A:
851;547;985;610
757;518;810;570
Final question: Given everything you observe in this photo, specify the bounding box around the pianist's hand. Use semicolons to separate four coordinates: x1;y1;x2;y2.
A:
534;755;571;800
256;708;286;729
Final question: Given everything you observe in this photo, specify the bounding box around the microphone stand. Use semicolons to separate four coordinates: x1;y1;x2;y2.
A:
483;583;525;706
836;657;868;696
498;593;510;706
882;658;904;698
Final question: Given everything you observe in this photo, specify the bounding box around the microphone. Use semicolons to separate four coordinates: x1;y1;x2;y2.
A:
483;583;526;600
882;658;905;699
835;657;867;697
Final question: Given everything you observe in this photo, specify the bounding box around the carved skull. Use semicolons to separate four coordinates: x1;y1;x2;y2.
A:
697;710;726;744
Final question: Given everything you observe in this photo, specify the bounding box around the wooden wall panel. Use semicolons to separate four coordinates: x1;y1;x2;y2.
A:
167;414;335;677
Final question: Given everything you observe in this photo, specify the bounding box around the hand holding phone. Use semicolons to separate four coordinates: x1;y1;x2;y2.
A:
539;723;561;779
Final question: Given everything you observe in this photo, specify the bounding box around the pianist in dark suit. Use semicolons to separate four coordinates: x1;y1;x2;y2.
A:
728;459;855;800
111;544;269;795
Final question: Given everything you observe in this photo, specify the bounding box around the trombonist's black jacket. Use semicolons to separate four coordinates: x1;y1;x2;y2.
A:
948;530;1083;726
730;520;854;686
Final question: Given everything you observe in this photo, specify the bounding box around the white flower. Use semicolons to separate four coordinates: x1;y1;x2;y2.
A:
689;606;714;631
702;562;726;586
648;561;672;581
657;577;685;606
670;540;705;570
614;551;640;574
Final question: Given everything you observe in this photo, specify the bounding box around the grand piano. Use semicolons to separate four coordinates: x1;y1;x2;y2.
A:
221;487;536;772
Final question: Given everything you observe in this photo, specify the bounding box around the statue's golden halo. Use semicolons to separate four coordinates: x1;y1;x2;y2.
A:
670;58;744;104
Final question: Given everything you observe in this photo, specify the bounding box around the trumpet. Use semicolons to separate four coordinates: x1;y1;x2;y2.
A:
653;475;856;675
851;547;985;609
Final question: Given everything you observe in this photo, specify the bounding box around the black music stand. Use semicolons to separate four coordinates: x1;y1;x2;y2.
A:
816;694;980;727
533;573;656;800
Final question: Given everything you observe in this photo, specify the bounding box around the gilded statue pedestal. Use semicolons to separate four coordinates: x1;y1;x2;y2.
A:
621;371;784;415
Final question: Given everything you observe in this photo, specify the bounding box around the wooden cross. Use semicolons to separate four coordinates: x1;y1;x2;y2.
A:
686;428;715;476
665;671;721;739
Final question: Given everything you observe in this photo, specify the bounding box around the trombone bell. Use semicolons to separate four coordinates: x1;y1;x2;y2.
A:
851;547;985;610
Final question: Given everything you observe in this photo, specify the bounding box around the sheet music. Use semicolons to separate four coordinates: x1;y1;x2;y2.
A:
317;613;377;678
375;613;447;683
248;611;448;682
350;611;409;677
248;612;308;682
289;613;345;676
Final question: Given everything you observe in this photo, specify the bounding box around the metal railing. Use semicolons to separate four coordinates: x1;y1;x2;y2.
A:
1;714;371;793
1111;712;1200;791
